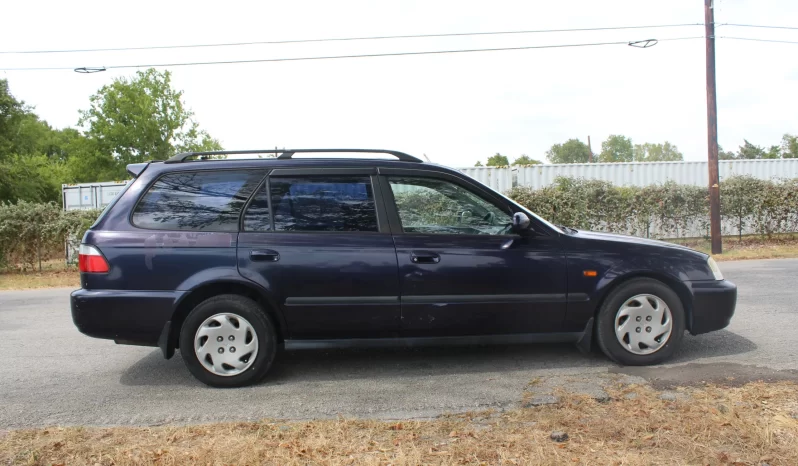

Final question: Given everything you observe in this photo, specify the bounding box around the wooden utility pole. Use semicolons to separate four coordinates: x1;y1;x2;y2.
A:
705;0;722;254
587;136;594;163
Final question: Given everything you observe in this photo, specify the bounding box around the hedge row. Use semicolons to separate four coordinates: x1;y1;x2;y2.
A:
0;201;100;271
507;175;798;239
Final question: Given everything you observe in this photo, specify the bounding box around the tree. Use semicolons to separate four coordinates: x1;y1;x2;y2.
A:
632;142;684;162
0;79;28;160
545;139;591;164
512;155;542;166
598;135;634;163
737;139;767;159
474;161;483;167
486;153;509;167
79;68;222;175
718;145;736;160
781;134;797;158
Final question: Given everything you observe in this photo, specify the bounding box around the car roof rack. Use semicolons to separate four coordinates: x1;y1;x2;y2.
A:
164;149;424;164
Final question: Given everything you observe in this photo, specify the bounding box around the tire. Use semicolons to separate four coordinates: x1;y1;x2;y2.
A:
179;294;277;388
595;278;685;366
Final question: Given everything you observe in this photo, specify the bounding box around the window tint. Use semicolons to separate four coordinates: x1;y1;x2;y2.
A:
244;176;378;232
388;177;512;235
132;170;265;231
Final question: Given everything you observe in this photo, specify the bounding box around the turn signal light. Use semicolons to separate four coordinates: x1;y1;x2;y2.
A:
78;244;110;273
583;270;598;277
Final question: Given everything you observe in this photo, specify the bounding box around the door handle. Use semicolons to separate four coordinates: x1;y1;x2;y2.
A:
410;252;440;264
250;250;280;262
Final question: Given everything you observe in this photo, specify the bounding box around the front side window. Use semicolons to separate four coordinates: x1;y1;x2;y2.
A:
132;170;265;231
388;177;512;235
244;176;378;232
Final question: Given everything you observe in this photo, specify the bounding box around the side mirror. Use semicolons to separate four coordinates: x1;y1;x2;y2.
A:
511;212;531;233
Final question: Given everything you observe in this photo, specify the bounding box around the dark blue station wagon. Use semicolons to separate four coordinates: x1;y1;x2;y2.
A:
71;149;737;387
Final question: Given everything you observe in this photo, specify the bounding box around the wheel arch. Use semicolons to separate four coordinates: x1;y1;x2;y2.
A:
166;280;287;357
593;271;694;333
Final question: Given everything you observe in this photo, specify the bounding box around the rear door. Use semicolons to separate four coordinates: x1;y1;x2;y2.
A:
237;168;401;339
379;169;567;337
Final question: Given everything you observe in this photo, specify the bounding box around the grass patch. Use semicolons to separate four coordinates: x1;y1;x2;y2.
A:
0;260;79;290
2;381;796;465
672;234;798;261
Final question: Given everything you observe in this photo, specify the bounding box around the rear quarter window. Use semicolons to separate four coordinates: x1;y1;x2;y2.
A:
132;170;266;231
243;175;378;232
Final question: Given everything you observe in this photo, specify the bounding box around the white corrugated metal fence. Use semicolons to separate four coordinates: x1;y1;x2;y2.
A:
459;159;798;192
62;181;130;211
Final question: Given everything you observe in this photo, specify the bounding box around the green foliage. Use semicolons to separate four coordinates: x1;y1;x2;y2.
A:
752;178;798;237
718;145;736;160
546;138;591;164
721;175;764;240
719;138;798;160
632;142;684;162
0;155;69;203
0;70;222;203
738;139;768;159
512;155;541;166
79;69;221;178
474;161;484;167
598;135;634;163
781;134;798;158
0;201;100;270
486;153;510;167
0;79;29;160
507;175;798;240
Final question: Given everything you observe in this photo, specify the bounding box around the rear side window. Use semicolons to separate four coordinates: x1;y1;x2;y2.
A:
243;176;378;232
132;170;266;231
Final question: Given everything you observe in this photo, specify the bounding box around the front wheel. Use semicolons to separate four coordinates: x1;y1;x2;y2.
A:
595;278;685;366
179;294;277;387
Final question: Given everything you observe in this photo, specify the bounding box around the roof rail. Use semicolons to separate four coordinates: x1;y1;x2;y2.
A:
164;149;424;164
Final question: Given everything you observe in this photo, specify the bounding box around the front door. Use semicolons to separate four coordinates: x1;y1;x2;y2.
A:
381;172;567;337
237;170;400;339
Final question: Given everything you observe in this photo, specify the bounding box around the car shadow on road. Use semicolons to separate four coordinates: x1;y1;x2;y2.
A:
119;329;756;387
671;329;757;362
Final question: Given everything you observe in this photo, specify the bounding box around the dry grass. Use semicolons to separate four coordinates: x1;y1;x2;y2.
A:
2;382;796;466
0;260;79;290
671;234;798;261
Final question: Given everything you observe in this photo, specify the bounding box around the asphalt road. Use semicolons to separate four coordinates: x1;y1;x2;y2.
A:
2;259;797;428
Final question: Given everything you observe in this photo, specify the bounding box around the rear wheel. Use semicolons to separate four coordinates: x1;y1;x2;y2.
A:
595;278;685;366
179;294;277;387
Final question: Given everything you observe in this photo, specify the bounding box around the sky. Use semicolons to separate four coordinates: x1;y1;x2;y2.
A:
1;0;797;168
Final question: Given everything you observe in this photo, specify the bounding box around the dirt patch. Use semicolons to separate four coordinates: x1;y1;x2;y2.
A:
2;380;797;465
0;262;79;290
672;234;798;261
612;362;798;389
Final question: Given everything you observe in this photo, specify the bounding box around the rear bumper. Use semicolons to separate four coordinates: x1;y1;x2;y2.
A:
688;279;737;335
71;289;183;346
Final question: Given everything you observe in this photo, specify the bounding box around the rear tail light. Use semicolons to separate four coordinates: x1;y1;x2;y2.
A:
79;244;110;273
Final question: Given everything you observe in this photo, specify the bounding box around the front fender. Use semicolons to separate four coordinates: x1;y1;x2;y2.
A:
564;252;696;332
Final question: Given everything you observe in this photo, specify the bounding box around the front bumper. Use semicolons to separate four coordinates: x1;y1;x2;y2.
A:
71;289;184;346
688;279;737;335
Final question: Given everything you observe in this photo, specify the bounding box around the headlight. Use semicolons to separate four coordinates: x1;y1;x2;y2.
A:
707;257;723;280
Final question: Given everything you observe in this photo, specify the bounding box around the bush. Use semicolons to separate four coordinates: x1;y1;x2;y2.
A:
506;175;798;239
0;201;100;270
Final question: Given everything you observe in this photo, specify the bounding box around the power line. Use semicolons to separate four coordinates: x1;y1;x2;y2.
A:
723;23;798;31
0;36;703;72
719;36;798;45
0;23;703;55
